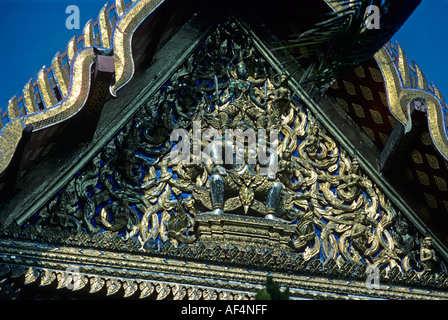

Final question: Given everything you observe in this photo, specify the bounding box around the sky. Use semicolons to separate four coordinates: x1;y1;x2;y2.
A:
0;0;447;114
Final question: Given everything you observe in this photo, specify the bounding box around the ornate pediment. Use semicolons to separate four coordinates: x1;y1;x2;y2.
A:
1;17;448;300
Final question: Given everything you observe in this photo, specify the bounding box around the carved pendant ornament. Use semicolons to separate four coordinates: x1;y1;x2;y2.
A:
15;21;448;288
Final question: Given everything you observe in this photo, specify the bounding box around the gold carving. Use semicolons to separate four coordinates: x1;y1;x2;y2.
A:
82;19;95;48
0;235;447;300
99;4;113;49
343;80;356;96
37;66;58;108
1;16;448;301
22;25;447;297
51;52;70;98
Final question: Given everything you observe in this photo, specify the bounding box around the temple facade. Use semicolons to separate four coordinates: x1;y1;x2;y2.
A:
1;0;448;300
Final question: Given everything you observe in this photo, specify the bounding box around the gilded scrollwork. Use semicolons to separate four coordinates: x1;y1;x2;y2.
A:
18;21;448;288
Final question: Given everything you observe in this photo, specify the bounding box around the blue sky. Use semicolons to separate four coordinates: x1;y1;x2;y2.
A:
0;0;107;112
0;0;447;113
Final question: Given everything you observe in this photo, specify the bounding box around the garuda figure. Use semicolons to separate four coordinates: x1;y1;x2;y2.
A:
189;55;301;220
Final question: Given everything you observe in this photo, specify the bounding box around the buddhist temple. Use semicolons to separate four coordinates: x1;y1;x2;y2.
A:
1;0;448;301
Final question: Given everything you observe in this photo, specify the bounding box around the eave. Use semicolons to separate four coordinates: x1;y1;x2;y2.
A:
0;0;447;300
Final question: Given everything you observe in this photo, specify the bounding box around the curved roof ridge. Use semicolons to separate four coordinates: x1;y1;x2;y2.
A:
375;42;448;161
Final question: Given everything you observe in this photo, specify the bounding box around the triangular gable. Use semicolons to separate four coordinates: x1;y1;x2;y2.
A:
1;15;448;300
